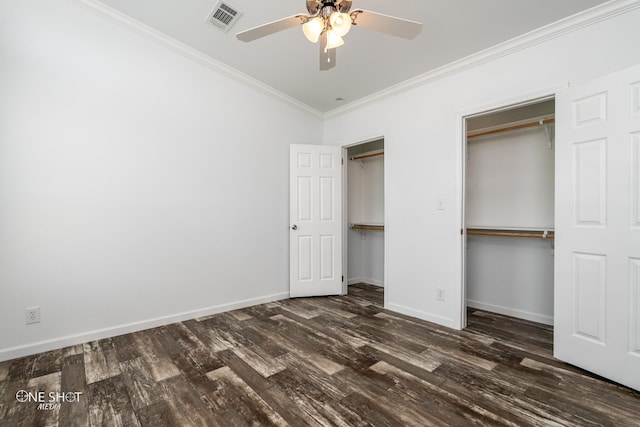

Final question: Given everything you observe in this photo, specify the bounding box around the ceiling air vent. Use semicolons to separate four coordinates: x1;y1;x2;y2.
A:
208;1;242;32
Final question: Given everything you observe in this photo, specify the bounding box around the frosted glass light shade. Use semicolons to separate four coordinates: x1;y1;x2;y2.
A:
302;17;323;43
326;30;344;49
329;12;351;37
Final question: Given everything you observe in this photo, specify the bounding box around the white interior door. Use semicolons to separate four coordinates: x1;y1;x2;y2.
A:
290;144;343;297
555;64;640;391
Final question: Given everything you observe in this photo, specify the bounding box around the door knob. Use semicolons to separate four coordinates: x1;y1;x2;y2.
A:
291;225;298;230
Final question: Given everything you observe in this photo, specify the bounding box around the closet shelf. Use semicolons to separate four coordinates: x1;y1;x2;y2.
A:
351;223;384;231
467;228;554;239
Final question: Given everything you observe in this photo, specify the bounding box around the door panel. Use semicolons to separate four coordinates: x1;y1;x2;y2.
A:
555;64;640;391
290;144;343;297
572;138;606;226
630;258;640;357
572;252;606;344
632;133;640;227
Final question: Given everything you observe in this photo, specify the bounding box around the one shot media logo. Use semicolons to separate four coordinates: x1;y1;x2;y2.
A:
15;390;83;411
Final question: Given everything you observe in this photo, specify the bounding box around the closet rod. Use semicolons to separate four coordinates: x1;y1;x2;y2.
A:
350;149;384;161
351;224;384;231
467;118;555;139
467;229;554;239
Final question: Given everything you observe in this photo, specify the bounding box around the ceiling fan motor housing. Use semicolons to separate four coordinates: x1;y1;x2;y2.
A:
306;0;352;15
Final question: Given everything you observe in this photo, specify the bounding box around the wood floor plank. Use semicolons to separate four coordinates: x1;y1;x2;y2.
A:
341;389;425;427
131;330;181;383
135;401;180;427
268;313;371;364
154;323;223;377
270;299;322;319
230;345;287;378
205;366;287;426
182;319;235;353
235;323;290;358
87;375;140;427
83;339;121;385
2;283;639;426
266;368;348;426
371;360;518;426
219;352;316;427
111;333;142;363
118;357;163;411
0;363;9;383
271;353;349;401
20;372;62;427
157;375;219;427
59;353;89;427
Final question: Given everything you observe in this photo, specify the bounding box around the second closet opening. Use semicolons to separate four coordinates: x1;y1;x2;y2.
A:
346;139;385;293
464;99;555;325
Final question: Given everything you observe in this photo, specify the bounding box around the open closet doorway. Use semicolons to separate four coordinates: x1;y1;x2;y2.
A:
463;98;556;326
344;139;385;300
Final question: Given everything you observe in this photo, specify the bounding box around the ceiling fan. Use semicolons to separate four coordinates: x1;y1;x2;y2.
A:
235;0;423;70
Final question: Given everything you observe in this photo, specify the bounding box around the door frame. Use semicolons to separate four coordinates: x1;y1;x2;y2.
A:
455;85;566;329
341;135;387;302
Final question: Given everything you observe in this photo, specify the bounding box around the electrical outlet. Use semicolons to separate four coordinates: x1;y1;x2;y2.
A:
25;307;40;325
436;288;445;301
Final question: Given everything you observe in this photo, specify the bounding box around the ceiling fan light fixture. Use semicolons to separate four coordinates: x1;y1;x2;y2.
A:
329;12;351;37
325;30;344;49
236;0;423;71
302;17;324;43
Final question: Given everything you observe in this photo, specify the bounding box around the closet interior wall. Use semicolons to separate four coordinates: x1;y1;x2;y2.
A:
465;100;555;325
347;140;384;287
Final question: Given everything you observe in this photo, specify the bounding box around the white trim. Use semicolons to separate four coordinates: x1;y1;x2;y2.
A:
0;291;289;362
386;303;458;330
342;147;349;296
339;133;388;302
467;299;553;326
324;0;640;118
457;88;563;120
455;85;564;330
66;0;323;118
348;278;384;287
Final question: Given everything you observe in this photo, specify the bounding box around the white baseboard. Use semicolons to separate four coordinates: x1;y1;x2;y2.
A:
348;277;384;287
0;291;289;362
466;299;553;325
386;302;458;330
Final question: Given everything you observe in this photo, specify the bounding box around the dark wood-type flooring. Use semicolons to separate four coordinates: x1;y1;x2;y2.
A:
1;284;639;426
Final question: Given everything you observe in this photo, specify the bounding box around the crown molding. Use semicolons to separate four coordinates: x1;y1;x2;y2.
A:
66;0;324;118
67;0;640;120
323;0;640;119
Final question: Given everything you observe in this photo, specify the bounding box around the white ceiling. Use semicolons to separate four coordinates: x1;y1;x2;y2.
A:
97;0;608;113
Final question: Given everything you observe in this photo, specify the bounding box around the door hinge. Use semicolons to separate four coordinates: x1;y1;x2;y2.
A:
341;158;344;165
342;275;344;282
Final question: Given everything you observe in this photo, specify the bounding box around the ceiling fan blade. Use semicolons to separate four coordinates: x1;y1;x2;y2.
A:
351;9;423;39
337;0;353;13
236;15;306;42
319;32;336;71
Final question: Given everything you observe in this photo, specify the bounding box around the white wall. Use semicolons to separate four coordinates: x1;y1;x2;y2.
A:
323;5;640;328
0;0;322;360
466;127;555;229
467;236;554;324
347;155;384;286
